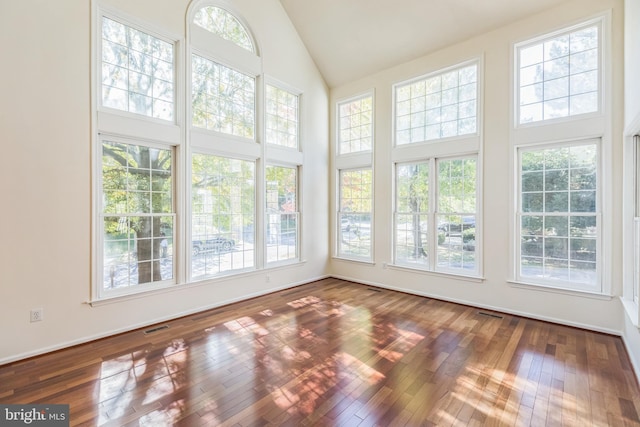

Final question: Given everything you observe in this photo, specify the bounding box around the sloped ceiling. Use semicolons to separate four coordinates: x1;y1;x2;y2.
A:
279;0;574;87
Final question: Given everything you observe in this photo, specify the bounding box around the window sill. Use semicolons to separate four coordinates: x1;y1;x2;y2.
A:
508;280;612;300
332;256;375;266
387;263;484;283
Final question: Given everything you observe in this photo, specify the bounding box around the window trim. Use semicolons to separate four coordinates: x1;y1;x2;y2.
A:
336;167;374;262
392;58;482;149
264;79;302;152
513;15;606;129
513;138;603;294
265;164;301;267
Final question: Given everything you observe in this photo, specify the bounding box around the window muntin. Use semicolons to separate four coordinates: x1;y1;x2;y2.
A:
191;154;255;278
266;166;298;263
395;162;429;267
517;23;599;124
436;158;477;272
266;85;299;149
191;54;256;139
193;6;254;53
395;64;477;145
338;95;373;154
101;141;174;292
101;16;174;121
518;143;598;288
338;169;372;260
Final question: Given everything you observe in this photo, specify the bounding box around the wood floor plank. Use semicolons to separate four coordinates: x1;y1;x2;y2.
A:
1;278;639;426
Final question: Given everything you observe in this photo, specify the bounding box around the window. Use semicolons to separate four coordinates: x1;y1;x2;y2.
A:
191;54;256;139
393;157;478;275
266;166;298;263
516;21;600;124
266;85;299;149
395;63;477;144
395;162;429;267
193;6;254;53
191;154;255;278
100;140;175;293
517;141;599;290
101;16;174;121
338;95;373;154
338;168;373;260
437;157;477;272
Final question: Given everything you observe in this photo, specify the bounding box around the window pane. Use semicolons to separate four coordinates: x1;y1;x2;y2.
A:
338;96;373;154
519;143;598;287
266;166;298;263
396;64;477;144
339;169;372;259
191;154;255;278
101;17;174;121
193;6;254;53
102;141;174;291
191;54;255;139
518;23;599;124
266;85;299;149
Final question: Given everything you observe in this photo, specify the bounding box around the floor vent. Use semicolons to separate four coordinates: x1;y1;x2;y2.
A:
144;325;169;335
367;288;382;292
478;311;503;319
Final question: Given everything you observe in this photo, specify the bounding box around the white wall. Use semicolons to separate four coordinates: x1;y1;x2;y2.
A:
330;0;630;358
622;0;640;374
0;0;329;363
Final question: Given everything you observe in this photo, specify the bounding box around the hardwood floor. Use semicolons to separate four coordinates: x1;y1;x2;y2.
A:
1;278;639;426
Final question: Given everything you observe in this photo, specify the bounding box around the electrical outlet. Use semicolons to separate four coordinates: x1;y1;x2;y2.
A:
265;275;271;283
30;308;43;323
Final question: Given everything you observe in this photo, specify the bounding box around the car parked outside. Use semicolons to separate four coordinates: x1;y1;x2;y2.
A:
192;236;235;256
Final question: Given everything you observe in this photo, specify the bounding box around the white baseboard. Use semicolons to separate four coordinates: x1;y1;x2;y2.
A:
0;274;330;366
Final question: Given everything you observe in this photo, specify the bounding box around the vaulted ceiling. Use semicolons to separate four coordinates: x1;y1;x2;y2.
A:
279;0;575;88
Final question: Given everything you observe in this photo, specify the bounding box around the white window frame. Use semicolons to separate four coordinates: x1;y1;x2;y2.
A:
265;163;300;266
334;91;375;263
92;5;183;302
337;167;374;262
394;60;479;146
514;16;604;128
510;13;612;298
514;139;601;293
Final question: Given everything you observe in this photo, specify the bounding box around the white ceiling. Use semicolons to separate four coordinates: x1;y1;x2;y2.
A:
279;0;574;88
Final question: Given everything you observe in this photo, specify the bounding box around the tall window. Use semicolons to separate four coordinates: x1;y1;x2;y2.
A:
338;95;373;154
395;162;429;267
101;140;174;292
101;16;174;121
516;21;600;124
517;142;599;290
395;63;477;144
437;158;477;272
266;166;298;263
191;54;255;139
338;169;373;260
266;85;299;149
191;154;255;278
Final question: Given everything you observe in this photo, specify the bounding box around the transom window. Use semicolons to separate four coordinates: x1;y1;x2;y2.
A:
517;142;599;289
517;22;600;124
395;63;477;144
101;17;174;120
193;6;254;53
191;54;255;139
338;95;373;154
266;85;299;149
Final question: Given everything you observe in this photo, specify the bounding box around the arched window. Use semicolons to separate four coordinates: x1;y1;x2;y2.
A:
193;6;255;53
